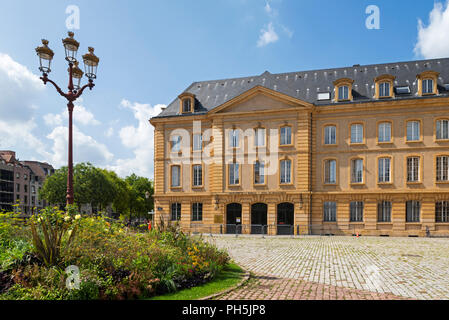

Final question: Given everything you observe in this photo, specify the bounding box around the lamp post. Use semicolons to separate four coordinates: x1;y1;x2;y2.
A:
35;32;100;205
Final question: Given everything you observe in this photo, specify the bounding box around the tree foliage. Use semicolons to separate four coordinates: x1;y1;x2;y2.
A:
40;163;154;220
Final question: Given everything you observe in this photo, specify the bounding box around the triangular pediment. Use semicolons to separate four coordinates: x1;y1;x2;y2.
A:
210;86;313;115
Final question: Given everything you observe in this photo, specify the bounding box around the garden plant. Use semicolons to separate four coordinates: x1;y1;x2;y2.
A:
0;206;229;300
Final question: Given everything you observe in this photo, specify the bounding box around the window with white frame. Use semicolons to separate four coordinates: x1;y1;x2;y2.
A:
350;201;364;222
171;203;181;221
378;201;391;222
193;164;202;186
436;201;449;223
378;122;391;143
324;125;336;145
229;163;239;185
351;159;363;183
254;161;265;185
280;159;292;184
378;157;391;183
192;203;203;221
350;124;364;144
338;85;349;100
406;200;420;222
436;119;449;140
280;126;292;145
422;79;434;94
229;129;239;148
255;128;266;147
171;135;181;152
407;157;420;182
436;156;449;182
323;201;337;222
324;159;336;184
379;82;390;97
406;121;420;141
193;134;202;151
171;165;181;187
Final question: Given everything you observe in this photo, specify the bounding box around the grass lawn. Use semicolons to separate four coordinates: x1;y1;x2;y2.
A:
149;263;245;300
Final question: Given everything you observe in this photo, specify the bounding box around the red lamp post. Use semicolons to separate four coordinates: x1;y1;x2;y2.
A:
35;32;100;206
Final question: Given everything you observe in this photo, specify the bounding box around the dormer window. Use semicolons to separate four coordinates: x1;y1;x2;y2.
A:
338;86;349;100
422;79;434;94
374;74;395;99
379;82;390;97
182;99;191;113
417;71;439;96
178;92;196;114
333;78;354;102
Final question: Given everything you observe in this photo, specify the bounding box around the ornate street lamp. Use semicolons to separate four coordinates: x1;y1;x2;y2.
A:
35;32;100;205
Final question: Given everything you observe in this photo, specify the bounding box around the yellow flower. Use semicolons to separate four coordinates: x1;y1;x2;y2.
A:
75;214;81;220
64;216;71;222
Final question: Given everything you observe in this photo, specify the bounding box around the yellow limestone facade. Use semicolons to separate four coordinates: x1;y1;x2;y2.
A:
150;84;449;237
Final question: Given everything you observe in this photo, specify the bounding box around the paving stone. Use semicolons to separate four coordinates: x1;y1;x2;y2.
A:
205;235;449;300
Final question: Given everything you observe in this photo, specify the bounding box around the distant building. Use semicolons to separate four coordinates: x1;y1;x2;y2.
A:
0;151;54;214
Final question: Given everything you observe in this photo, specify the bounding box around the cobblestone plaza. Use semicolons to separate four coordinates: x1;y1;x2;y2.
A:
204;235;449;300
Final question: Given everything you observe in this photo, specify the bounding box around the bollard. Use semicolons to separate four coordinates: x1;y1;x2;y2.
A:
290;225;294;238
220;224;223;234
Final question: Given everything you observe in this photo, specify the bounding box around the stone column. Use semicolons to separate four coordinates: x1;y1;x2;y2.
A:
267;202;276;235
242;202;250;234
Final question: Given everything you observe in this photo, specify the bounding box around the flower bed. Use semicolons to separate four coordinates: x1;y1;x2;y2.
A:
0;207;229;300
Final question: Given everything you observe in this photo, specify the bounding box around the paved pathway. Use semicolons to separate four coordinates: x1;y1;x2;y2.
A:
203;235;449;300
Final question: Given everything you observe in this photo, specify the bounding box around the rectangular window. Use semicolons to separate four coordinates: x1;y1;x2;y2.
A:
350;201;364;222
24;185;28;193
377;201;392;222
437;156;449;182
350;124;363;144
192;203;203;221
193;165;203;187
32;185;36;193
351;159;363;183
436;201;449;223
338;86;349;100
16;183;20;192
255;128;266;147
171;165;181;187
407;157;420;182
407;121;420;141
254;161;265;185
378;122;391;143
436;119;449;140
323;201;337;222
378;157;391;183
406;201;420;222
171;203;181;221
324;126;336;145
280;159;292;184
183;99;191;113
171;135;181;152
229;129;239;148
229;163;240;185
423;79;434;94
193;134;202;151
324;159;336;184
280;126;292;145
379;82;390;97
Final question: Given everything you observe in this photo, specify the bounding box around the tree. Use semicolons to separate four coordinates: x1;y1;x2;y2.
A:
40;166;68;206
124;174;154;223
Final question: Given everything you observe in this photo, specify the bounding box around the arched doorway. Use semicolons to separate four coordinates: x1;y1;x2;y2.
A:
251;203;267;234
226;203;242;234
277;203;294;235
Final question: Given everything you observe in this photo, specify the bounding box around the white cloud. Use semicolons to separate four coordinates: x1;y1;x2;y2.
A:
107;99;165;179
105;127;114;137
46;125;113;167
281;24;293;38
257;22;279;47
264;2;273;14
0;53;43;123
43;98;100;127
414;1;449;59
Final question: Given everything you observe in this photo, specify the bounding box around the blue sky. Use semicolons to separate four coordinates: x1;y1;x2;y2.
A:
0;0;448;179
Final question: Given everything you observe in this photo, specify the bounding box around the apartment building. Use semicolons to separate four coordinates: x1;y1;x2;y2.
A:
150;58;449;237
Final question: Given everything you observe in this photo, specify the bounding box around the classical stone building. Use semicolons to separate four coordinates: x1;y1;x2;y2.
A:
150;58;449;237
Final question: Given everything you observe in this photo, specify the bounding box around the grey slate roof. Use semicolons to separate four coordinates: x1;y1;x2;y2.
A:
154;57;449;118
